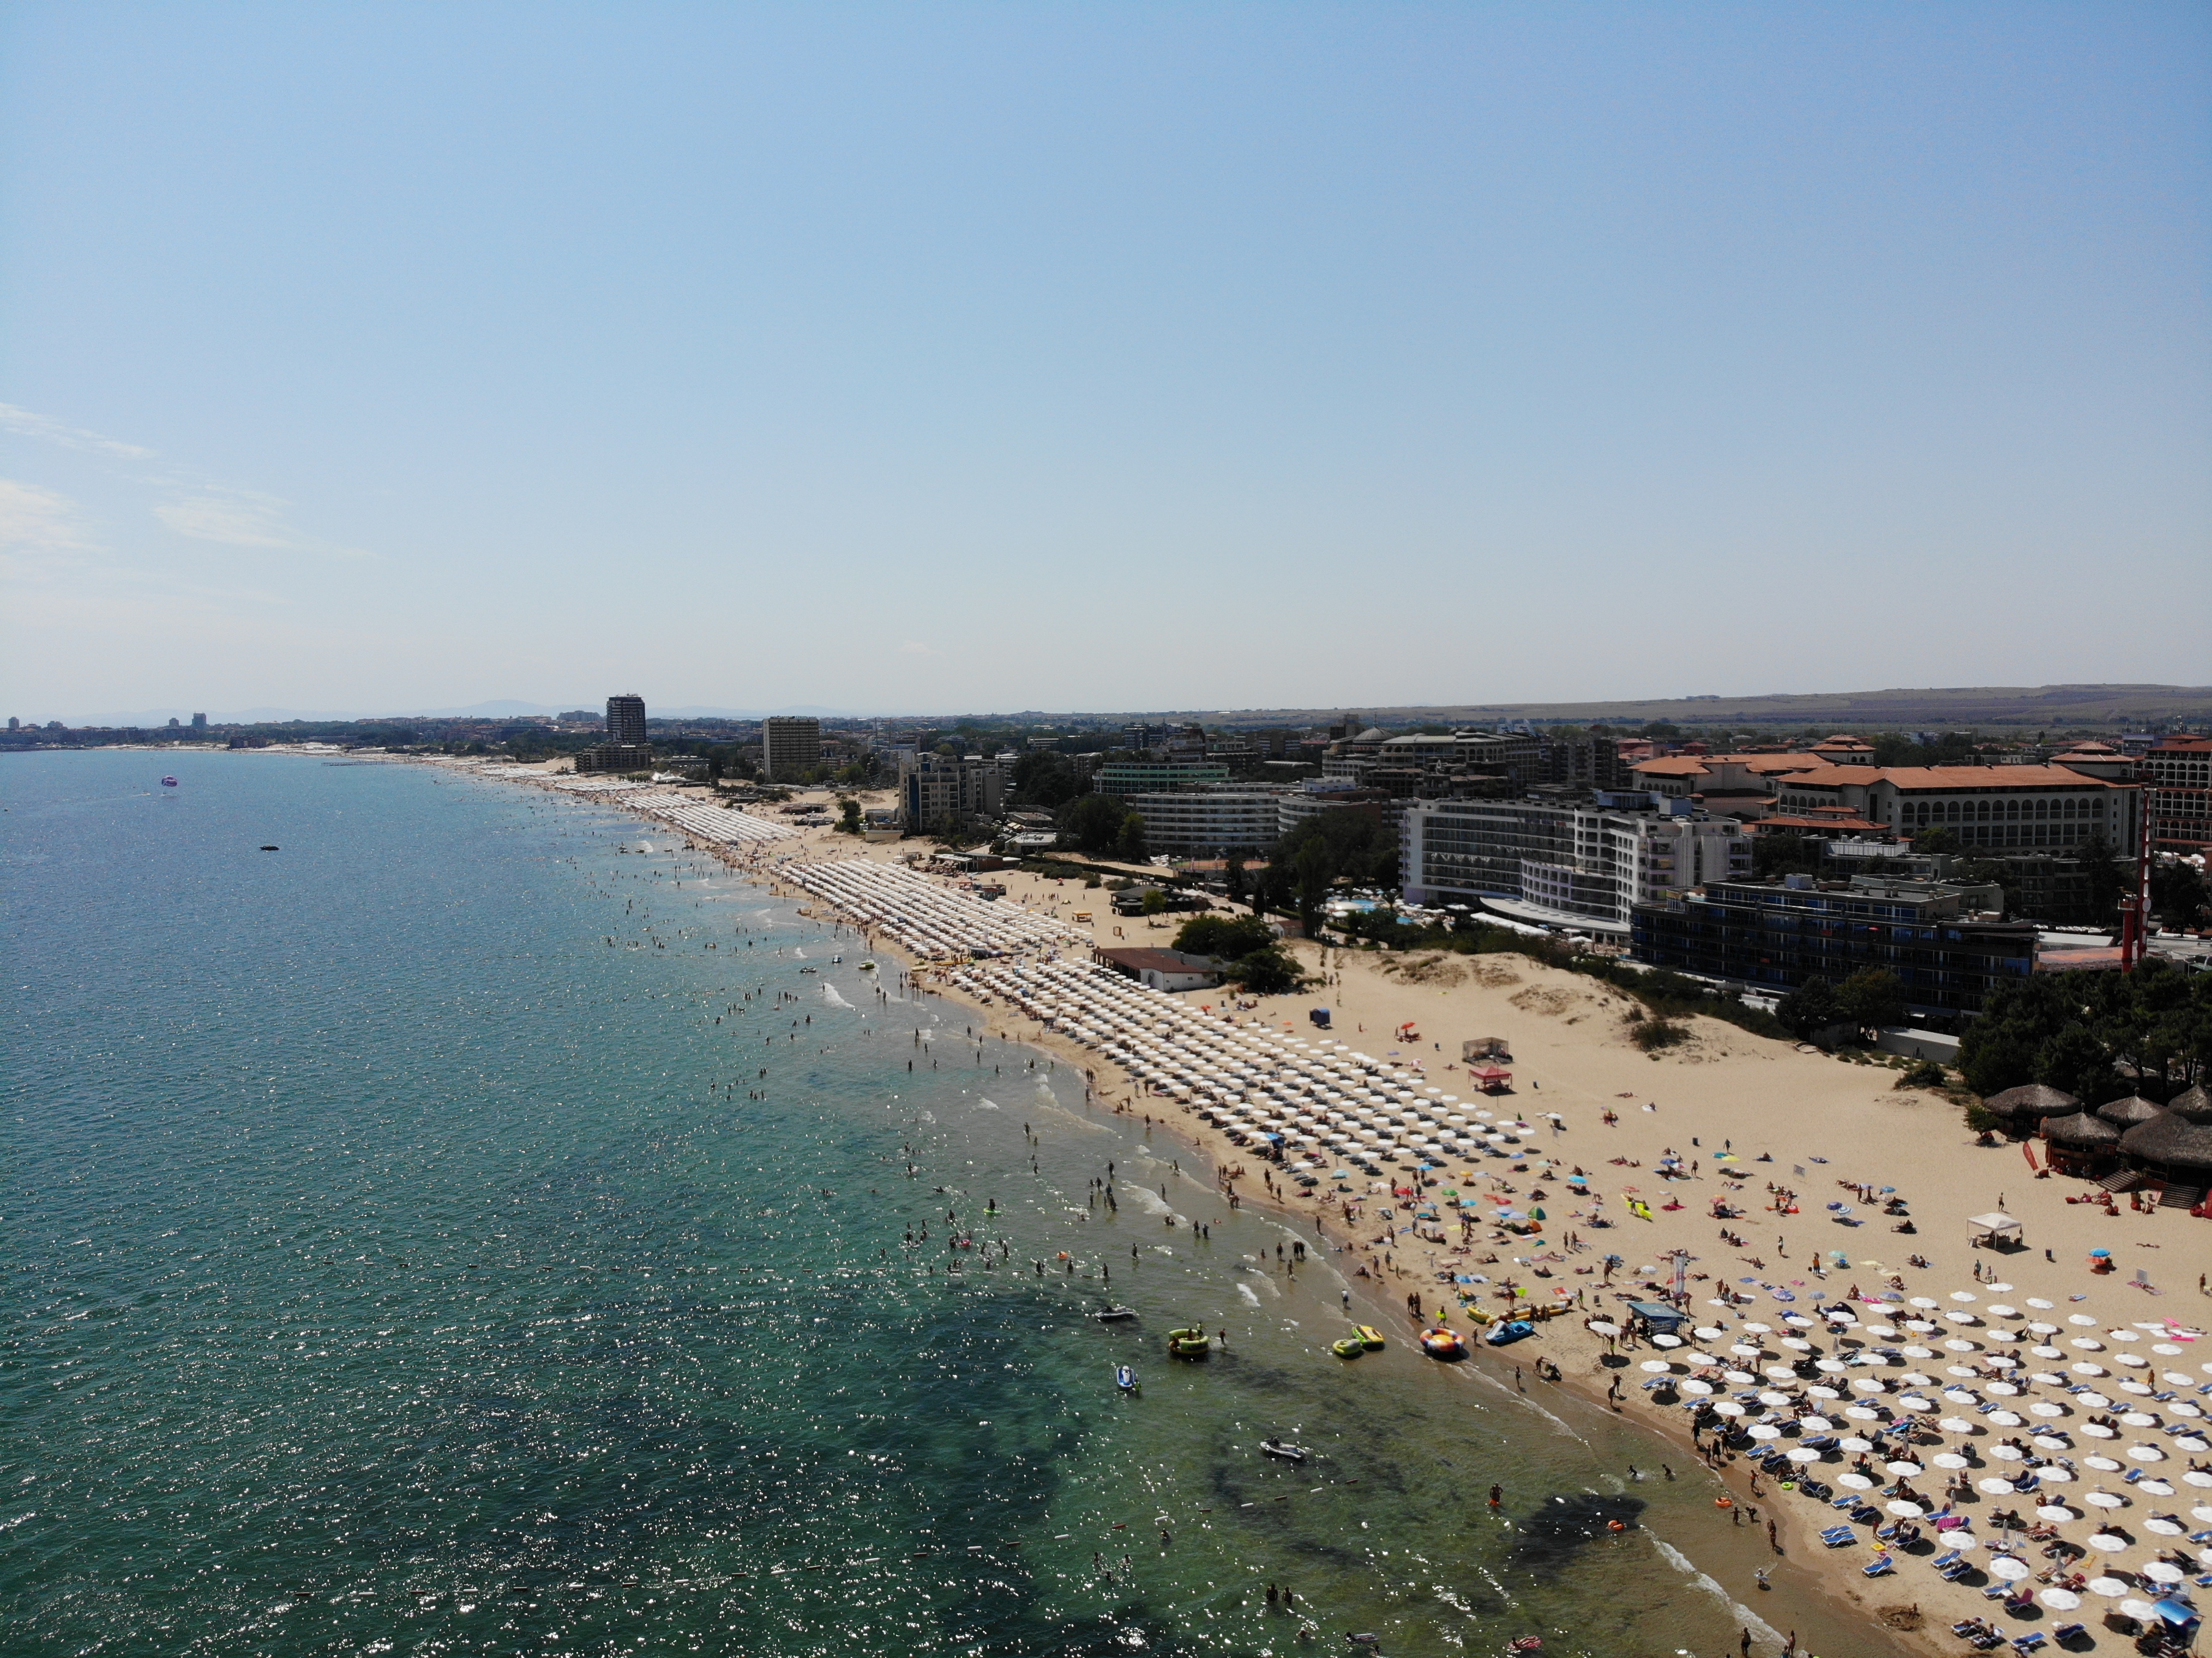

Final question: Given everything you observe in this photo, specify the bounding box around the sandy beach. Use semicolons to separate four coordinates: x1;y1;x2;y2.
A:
463;762;2212;1657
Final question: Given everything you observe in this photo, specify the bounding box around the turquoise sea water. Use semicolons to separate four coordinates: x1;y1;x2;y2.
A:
3;753;1894;1657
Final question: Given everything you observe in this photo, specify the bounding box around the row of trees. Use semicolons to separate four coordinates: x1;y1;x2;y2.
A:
1169;914;1304;994
1056;794;1149;861
1957;959;2211;1103
1774;970;1908;1040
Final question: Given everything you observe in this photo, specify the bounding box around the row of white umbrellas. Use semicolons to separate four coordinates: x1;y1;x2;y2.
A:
1642;1308;2212;1597
645;800;800;844
783;858;1088;960
952;957;1537;1175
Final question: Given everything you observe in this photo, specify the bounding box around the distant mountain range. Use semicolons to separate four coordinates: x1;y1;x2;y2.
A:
63;683;2212;732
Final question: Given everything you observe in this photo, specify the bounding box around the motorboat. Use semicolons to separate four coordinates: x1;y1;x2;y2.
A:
1092;1305;1139;1322
1354;1325;1386;1350
1115;1365;1138;1393
1260;1438;1308;1462
1166;1326;1210;1360
1418;1326;1467;1360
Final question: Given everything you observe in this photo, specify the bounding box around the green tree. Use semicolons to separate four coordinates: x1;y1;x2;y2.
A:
837;797;862;834
1224;851;1248;906
1060;793;1126;856
1010;750;1083;809
1229;945;1303;995
1912;826;1961;854
2150;859;2210;928
1139;886;1169;916
1752;832;1823;879
2076;831;2125;920
1294;837;1333;938
1174;914;1277;959
1116;813;1149;862
1775;975;1841;1040
1836;968;1907;1034
2033;1022;2113;1101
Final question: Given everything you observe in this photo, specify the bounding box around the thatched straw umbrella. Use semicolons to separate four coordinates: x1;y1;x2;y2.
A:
2094;1095;2164;1130
1982;1082;2081;1132
2039;1109;2123;1175
2117;1087;2212;1187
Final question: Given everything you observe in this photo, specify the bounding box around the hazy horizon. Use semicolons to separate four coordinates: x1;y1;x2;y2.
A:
5;4;2207;719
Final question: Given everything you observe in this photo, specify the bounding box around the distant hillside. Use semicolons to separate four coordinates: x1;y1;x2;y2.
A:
1155;683;2212;732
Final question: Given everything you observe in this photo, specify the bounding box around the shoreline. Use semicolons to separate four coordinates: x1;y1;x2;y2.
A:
435;758;2211;1658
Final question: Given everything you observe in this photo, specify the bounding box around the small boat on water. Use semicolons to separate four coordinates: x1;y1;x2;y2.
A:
1114;1365;1138;1393
859;959;878;971
1092;1305;1139;1321
1259;1438;1307;1462
1166;1326;1210;1360
1354;1325;1385;1350
1330;1338;1365;1360
160;776;178;788
1418;1326;1466;1360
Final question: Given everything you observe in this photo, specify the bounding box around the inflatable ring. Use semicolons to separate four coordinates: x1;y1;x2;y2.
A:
1715;1497;1734;1509
1607;1519;1626;1532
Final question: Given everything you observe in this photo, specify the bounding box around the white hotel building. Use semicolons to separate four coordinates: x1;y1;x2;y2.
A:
1400;793;1752;935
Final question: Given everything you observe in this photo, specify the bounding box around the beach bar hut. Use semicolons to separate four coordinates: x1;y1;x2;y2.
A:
2115;1086;2212;1206
2039;1109;2123;1177
1981;1083;2080;1136
2094;1095;2164;1131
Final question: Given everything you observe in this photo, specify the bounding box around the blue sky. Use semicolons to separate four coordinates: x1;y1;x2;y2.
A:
3;3;2207;722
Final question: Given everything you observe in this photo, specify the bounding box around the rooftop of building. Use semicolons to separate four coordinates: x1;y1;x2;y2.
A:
1781;762;2133;790
1755;811;1886;833
1091;947;1221;974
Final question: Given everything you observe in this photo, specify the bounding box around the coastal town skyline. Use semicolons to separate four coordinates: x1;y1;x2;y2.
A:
9;7;2210;1654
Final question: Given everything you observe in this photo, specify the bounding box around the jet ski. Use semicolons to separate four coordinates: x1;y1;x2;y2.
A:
1114;1365;1138;1393
1092;1305;1139;1321
1260;1438;1308;1462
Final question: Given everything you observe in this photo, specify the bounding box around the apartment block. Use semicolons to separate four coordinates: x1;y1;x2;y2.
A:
605;694;647;747
1631;874;2035;1019
898;752;1006;832
1093;759;1230;798
1400;792;1752;934
2140;735;2212;852
1772;765;2139;855
762;717;823;782
1119;789;1284;855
